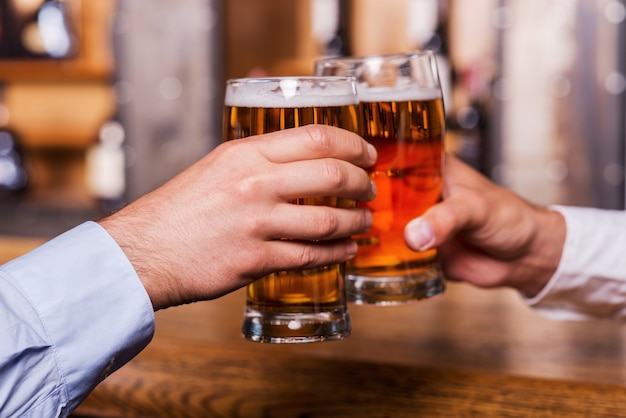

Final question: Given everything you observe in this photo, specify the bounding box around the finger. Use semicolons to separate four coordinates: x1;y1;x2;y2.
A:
264;205;372;241
403;154;492;252
262;238;359;273
252;125;377;168
404;191;488;251
438;239;511;287
273;158;376;202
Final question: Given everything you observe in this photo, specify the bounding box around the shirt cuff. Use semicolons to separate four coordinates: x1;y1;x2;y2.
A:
524;206;626;320
2;221;155;412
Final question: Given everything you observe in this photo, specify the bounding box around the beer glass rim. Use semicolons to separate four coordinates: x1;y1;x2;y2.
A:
314;50;435;66
313;50;442;101
226;75;357;86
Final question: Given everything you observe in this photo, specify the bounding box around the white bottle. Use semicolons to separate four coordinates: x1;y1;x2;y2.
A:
86;120;126;212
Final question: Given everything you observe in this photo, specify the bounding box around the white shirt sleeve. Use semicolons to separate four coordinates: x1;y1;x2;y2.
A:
525;205;626;321
0;221;155;417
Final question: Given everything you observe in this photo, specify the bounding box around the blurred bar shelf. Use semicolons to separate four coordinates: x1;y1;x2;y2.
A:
0;195;101;238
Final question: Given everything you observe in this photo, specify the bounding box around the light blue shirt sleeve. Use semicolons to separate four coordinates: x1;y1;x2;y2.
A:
0;221;155;417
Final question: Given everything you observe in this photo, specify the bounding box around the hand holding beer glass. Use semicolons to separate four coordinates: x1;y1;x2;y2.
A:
315;51;446;305
223;77;362;343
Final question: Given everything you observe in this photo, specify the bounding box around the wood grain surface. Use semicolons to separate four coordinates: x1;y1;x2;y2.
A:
74;339;626;418
72;283;626;417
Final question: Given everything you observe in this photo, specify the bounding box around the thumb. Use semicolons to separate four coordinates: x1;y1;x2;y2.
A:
404;194;481;251
404;153;493;252
404;217;436;252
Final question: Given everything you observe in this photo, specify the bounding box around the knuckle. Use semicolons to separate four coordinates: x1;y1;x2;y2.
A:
233;174;263;198
321;160;347;190
464;189;490;221
295;245;319;269
313;207;340;238
221;137;247;157
246;211;268;238
302;125;332;153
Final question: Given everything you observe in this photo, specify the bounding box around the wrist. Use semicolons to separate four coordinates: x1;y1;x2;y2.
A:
99;212;171;311
514;206;566;297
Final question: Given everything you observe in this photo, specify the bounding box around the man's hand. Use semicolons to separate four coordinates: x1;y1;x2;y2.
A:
101;125;377;310
404;154;565;296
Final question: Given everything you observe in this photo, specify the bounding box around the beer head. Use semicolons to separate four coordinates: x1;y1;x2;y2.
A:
224;77;358;108
356;85;441;104
223;76;362;141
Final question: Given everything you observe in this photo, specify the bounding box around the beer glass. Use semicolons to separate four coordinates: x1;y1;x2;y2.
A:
223;77;360;343
315;51;446;305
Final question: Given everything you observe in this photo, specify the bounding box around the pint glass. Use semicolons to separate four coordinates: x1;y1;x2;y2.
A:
315;51;446;305
223;77;360;343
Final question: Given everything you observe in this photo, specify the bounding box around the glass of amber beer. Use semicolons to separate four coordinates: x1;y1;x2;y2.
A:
223;77;361;343
315;51;446;305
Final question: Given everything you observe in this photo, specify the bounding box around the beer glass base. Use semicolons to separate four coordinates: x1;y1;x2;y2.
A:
241;308;351;344
346;264;445;305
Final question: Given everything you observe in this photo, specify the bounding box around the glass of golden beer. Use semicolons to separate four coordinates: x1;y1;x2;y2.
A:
223;77;361;343
315;51;446;305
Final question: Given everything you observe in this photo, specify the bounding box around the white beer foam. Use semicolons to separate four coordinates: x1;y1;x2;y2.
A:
225;79;357;108
357;85;441;102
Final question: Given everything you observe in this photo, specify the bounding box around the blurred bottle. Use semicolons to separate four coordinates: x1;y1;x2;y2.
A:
450;65;489;173
0;128;29;198
417;0;452;116
86;120;126;214
0;0;76;59
311;0;351;57
0;86;28;198
0;0;20;57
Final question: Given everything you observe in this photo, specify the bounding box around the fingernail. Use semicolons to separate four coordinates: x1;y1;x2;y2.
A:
405;218;435;251
364;209;373;230
346;240;358;258
369;180;377;200
367;143;377;162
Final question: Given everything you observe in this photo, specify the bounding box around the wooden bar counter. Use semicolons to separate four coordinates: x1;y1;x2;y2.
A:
76;284;626;417
3;237;626;416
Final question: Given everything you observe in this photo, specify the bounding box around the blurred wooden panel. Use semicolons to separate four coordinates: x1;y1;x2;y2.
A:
5;83;115;149
0;236;44;263
349;0;415;56
225;0;297;77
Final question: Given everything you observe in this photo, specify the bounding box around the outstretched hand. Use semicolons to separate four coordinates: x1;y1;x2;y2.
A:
404;154;566;297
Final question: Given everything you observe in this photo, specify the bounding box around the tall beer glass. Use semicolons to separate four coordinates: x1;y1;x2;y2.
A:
223;77;360;343
315;51;446;305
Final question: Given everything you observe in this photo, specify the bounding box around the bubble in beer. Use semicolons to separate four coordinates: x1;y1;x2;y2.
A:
288;320;302;330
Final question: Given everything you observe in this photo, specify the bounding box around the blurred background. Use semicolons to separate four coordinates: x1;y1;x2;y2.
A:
0;0;624;238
